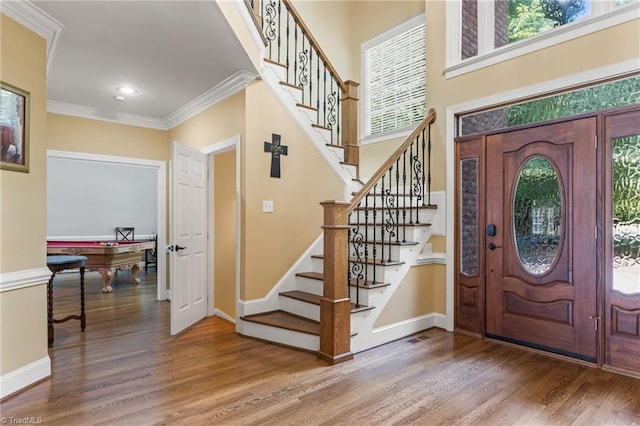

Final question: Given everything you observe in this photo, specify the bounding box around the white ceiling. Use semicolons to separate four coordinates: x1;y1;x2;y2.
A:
22;1;259;129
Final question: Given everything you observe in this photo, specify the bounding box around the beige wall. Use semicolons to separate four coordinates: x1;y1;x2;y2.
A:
168;91;246;149
47;114;169;161
243;81;344;299
0;15;49;375
214;150;237;318
294;1;355;80
375;264;446;327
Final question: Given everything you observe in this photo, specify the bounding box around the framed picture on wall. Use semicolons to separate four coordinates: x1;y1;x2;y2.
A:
1;81;30;173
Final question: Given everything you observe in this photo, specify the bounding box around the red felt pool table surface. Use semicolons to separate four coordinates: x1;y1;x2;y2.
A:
47;240;154;268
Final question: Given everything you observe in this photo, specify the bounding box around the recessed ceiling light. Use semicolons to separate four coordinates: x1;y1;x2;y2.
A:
116;86;137;95
114;95;126;101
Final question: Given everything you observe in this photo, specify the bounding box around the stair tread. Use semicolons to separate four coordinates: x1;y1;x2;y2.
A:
264;58;287;68
296;271;390;288
326;143;345;150
297;102;318;112
350;279;391;289
296;271;323;281
351;193;439;206
279;81;302;91
353;205;437;211
311;254;404;266
311;123;331;131
280;290;320;305
361;240;419;246
281;289;376;311
351;303;375;313
349;222;432;227
340;161;358;167
241;310;319;335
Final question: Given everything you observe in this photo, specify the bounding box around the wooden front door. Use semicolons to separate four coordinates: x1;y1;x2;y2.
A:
604;109;640;371
485;118;598;361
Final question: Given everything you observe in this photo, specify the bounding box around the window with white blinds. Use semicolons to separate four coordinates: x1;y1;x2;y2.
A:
362;14;426;140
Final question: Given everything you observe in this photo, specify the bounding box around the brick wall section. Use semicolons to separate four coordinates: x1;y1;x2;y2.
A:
494;0;510;48
461;0;478;60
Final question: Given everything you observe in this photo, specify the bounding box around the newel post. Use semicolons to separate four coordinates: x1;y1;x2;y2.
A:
318;200;353;364
341;80;360;170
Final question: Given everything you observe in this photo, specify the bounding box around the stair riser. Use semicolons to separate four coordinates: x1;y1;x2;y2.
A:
349;225;429;244
296;276;324;296
298;105;318;125
279;297;320;321
358;192;434;204
349;244;402;262
325;145;346;163
268;62;287;82
348;285;387;306
348;263;400;283
311;257;324;273
280;83;303;105
311;125;332;145
340;163;358;180
239;320;319;352
351;209;436;225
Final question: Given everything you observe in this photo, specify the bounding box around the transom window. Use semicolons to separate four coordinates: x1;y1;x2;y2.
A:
361;14;426;142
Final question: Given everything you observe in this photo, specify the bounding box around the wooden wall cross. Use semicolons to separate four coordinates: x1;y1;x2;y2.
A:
264;133;288;178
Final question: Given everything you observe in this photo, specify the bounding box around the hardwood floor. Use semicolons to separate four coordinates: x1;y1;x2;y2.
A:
2;270;639;425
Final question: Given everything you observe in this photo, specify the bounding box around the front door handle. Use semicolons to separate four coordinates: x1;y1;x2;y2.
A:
488;243;497;250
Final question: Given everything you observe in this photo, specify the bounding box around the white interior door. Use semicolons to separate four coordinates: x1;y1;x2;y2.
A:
170;140;208;335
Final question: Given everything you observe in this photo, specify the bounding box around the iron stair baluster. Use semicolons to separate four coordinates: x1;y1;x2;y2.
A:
372;184;377;282
402;151;407;242
395;158;400;244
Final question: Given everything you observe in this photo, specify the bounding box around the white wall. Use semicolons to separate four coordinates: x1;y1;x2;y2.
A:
47;155;157;240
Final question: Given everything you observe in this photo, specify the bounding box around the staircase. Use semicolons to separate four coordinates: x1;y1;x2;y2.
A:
237;0;439;359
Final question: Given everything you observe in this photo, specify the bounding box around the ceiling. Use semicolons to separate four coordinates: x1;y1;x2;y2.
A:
23;1;259;129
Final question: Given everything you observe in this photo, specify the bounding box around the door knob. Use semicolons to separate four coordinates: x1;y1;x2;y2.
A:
175;245;187;251
488;243;497;250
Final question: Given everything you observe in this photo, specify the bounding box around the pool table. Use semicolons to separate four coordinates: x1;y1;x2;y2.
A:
47;240;155;293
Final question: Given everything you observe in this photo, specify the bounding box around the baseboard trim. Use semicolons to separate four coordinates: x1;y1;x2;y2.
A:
0;267;51;293
0;356;51;400
213;309;236;324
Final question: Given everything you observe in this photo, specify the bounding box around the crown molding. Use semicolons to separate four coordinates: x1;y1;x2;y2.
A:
1;0;64;76
47;71;259;130
164;70;259;129
47;101;169;130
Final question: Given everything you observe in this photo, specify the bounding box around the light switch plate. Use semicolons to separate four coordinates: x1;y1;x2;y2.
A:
263;200;274;213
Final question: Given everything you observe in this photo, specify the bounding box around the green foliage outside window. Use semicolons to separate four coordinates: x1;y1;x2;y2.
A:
507;77;640;127
613;136;640;224
508;0;557;42
508;0;589;43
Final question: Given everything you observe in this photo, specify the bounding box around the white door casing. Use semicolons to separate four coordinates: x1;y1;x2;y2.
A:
170;141;208;335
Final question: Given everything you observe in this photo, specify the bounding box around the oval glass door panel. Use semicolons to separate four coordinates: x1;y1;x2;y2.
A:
513;156;562;275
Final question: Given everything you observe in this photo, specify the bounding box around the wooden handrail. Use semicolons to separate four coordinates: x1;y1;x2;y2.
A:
348;108;437;213
281;0;347;93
